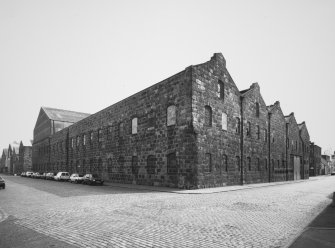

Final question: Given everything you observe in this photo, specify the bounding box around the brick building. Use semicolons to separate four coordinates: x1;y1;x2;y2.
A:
18;140;32;173
309;142;321;176
32;53;311;188
32;107;90;172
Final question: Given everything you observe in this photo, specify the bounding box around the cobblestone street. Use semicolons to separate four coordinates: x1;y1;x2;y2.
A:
0;175;334;248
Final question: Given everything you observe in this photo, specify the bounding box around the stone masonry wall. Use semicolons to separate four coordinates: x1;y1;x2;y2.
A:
191;54;242;187
269;103;287;182
46;68;197;188
241;84;269;184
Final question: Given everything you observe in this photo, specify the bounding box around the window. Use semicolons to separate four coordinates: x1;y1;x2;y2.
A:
217;80;224;99
131;156;139;175
246;122;251;137
118;157;124;173
204;106;212;126
222;113;228;131
264;129;267;142
98;129;103;143
167;152;177;175
236;117;241;134
256;125;260;140
71;138;74;148
132;118;138;134
167;105;176;126
205;153;212;173
119;122;124;137
247;157;251;170
83;134;86;146
147;155;156;175
76;136;80;147
90;132;93;143
223;154;228;172
236;156;240;171
257;158;260;171
107;126;113;139
265;159;268;170
256;102;260;117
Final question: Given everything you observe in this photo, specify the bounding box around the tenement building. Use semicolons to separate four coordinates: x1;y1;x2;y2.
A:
32;53;313;188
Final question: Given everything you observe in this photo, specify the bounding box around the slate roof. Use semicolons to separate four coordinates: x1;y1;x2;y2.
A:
42;107;90;123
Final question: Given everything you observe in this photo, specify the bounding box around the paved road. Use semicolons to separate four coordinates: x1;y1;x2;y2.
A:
0;175;334;248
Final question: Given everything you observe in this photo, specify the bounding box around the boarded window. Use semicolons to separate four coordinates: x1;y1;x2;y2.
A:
205;153;212;173
217;80;224;99
107;126;113;139
132;118;138;134
71;138;74;148
90;132;94;142
222;113;228;131
167;105;176;126
76;136;80;146
205;106;212;126
167;153;177;175
147;155;156;174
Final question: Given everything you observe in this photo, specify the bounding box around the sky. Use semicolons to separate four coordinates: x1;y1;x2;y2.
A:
0;0;334;154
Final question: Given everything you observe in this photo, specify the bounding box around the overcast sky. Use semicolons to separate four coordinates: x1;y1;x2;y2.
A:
0;0;334;154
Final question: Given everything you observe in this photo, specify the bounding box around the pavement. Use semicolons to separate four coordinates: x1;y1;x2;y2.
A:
288;195;335;248
1;174;335;248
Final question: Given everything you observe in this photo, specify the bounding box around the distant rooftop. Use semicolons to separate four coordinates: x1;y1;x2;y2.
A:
42;106;90;123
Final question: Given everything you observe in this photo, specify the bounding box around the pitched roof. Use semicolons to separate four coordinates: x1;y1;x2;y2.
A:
2;148;9;157
42;107;90;123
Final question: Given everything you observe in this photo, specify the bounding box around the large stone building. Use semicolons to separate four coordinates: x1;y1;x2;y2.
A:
32;53;312;188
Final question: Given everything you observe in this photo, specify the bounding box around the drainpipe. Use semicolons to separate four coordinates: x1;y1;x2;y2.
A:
240;96;244;185
285;123;289;181
268;113;272;183
66;129;69;172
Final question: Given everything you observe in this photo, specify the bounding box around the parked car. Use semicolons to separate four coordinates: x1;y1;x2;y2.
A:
26;171;34;177
32;172;42;179
0;176;5;189
54;172;70;181
21;172;26;177
82;174;104;185
40;172;48;180
46;172;57;180
70;173;84;184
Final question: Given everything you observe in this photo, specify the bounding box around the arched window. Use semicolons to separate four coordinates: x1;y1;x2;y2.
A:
147;155;156;175
217;80;224;99
246;122;251;137
167;105;176;126
224;155;228;172
204;106;212;126
257;158;260;171
205;153;212;173
222;113;228;131
247;157;251;170
236;156;241;171
236;117;241;134
131;156;138;175
132;117;138;134
256;125;260;139
167;152;177;175
256;102;260;117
